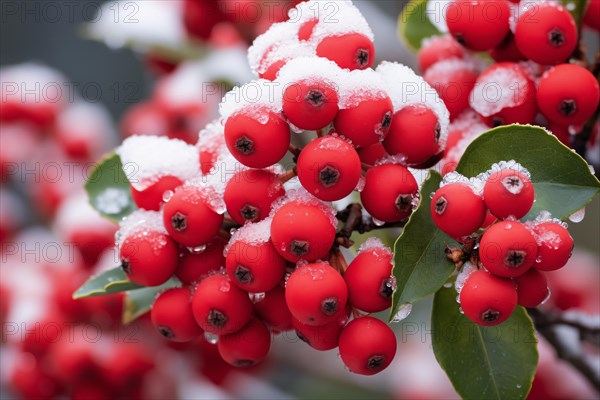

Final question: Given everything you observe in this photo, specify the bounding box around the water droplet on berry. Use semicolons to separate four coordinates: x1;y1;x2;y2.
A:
458;307;464;314
536;255;543;263
188;245;207;254
162;190;174;203
219;280;231;293
540;288;552;305
372;217;385;227
355;176;366;192
456;295;461;304
504;223;512;229
204;332;219;344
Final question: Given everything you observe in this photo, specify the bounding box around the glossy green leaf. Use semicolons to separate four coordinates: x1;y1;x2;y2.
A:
122;279;179;324
432;285;538;400
398;0;441;51
456;125;600;220
390;171;458;321
85;152;136;223
73;267;142;299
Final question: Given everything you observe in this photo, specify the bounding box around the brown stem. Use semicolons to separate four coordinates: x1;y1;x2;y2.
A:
316;128;324;137
288;144;302;158
361;162;372;173
334;203;407;248
528;308;600;392
279;167;297;183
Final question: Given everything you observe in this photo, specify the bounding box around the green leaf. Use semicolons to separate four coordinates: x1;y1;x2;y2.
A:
560;0;590;29
73;267;142;299
456;124;600;220
390;171;458;321
432;285;538;400
85;152;136;223
122;279;179;324
398;0;441;52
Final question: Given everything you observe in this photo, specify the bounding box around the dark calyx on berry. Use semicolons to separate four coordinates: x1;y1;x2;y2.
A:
381;111;392;130
505;250;526;268
234;265;254;284
318;165;340;187
559;99;577;116
207;308;228;328
296;330;310;344
434;196;448;215
240;204;259;222
120;259;131;274
171;212;187;231
492;117;504;127
395;194;414;213
367;355;386;371
157;326;175;339
234;359;256;367
235;135;255;155
481;308;501;323
548;28;566;46
321;297;339;316
305;89;326;107
356;49;370;67
379;277;394;299
290;240;309;256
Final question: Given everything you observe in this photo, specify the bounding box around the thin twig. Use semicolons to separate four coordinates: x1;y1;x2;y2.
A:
334;203;407;248
528;308;600;392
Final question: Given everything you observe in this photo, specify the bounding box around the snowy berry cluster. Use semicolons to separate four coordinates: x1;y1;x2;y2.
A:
420;0;599;164
431;161;574;326
110;0;455;375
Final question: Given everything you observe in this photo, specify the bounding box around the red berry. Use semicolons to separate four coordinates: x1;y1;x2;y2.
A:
431;183;486;238
217;318;271;367
192;274;253;335
285;262;348;326
176;237;226;285
183;0;226;40
344;245;394;313
224;107;290;168
120;230;179;286
533;222;573;271
537;64;600;126
460;269;517;326
260;59;287;81
297;136;362;201
298;18;318;41
360;164;419;223
514;268;549;308
226;239;286;293
283;79;339;130
254;285;293;332
163;185;224;248
151;287;202;342
383;104;442;165
338;316;396;375
292;315;346;351
224;169;284;224
418;34;466;73
130;175;183;211
470;62;537;126
271;201;336;262
316;33;375;70
483;168;535;219
446;0;511;51
479;221;538;277
357;142;389;165
583;0;600;31
424;60;479;120
514;3;577;65
334;95;393;148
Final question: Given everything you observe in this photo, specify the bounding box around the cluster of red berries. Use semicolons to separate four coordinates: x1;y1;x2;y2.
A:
430;161;574;326
419;0;599;151
110;1;456;375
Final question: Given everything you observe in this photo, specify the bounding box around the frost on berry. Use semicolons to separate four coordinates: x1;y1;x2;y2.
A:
269;187;338;230
225;217;272;253
115;209;168;250
454;262;477;295
336;68;389;109
220;80;283;119
276;56;343;89
117;135;199;191
441;171;485;196
207;308;228;328
501;174;525;194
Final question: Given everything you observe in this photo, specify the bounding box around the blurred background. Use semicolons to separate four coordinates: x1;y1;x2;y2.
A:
1;1;598;399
